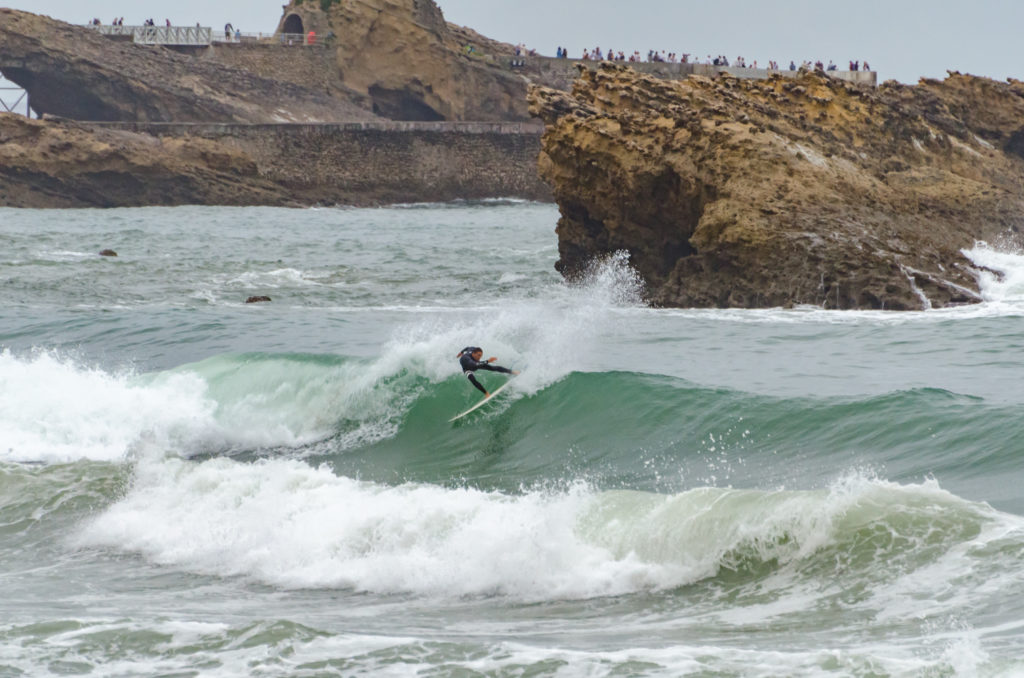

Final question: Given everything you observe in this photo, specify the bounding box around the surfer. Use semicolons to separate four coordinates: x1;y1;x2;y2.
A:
457;347;519;397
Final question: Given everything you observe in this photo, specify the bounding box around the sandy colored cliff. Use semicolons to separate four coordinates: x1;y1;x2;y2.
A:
278;0;531;121
529;63;1024;310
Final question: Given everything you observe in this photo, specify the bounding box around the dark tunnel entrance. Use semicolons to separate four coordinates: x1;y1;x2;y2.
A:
282;14;305;35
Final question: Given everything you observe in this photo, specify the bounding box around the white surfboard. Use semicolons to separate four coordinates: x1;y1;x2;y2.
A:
448;380;514;422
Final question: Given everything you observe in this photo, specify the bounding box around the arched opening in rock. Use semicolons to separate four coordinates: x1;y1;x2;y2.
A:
2;67;115;121
1006;127;1024;160
368;85;445;121
282;14;305;35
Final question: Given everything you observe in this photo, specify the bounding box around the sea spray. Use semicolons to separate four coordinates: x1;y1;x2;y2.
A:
963;242;1024;305
0;349;216;463
375;250;645;400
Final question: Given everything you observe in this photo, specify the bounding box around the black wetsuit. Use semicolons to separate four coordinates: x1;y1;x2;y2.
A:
458;347;512;395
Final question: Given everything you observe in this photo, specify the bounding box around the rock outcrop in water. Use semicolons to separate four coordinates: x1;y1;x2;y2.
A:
0;114;290;207
529;63;1024;310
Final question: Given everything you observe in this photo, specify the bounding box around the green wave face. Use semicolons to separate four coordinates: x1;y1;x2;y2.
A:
7;348;1020;509
306;367;1024;510
135;353;1024;506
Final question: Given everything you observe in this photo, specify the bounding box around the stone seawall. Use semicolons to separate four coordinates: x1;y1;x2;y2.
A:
201;42;346;96
89;121;551;205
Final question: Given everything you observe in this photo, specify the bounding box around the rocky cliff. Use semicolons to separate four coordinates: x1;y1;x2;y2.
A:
529;64;1024;310
0;9;375;123
279;0;531;121
0;115;547;208
0;114;290;207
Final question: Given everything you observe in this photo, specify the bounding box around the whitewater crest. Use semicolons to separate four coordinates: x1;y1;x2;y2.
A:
75;460;1013;605
0;350;352;464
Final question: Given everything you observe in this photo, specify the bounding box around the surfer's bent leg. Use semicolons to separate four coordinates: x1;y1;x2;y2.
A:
477;364;512;375
466;371;488;395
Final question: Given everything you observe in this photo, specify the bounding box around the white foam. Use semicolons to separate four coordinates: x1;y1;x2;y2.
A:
74;460;1007;606
75;458;650;599
35;250;98;261
226;268;318;288
0;350;215;463
0;350;339;464
963;242;1024;305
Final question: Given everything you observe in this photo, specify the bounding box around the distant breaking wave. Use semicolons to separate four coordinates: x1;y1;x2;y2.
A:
65;458;1020;605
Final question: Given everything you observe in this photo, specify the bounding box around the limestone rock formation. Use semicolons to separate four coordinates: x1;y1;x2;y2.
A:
0;114;290;207
279;0;531;121
0;9;376;123
529;63;1024;310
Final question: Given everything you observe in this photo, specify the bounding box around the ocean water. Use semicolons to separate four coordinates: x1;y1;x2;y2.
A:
3;202;1024;677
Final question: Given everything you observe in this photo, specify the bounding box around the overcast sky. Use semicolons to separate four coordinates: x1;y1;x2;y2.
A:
3;0;1023;85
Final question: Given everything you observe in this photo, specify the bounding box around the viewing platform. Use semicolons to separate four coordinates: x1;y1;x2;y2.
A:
88;24;213;46
85;24;320;47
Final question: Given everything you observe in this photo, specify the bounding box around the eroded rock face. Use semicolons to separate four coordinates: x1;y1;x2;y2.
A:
281;0;531;122
0;9;376;123
529;63;1024;310
0;114;290;207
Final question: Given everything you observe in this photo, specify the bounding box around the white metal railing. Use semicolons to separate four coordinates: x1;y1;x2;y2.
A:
0;75;32;116
0;86;30;116
86;25;326;46
87;24;213;46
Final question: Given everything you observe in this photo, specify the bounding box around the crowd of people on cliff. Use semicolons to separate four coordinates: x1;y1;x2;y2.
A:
88;17;248;40
89;17;178;27
552;46;871;72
